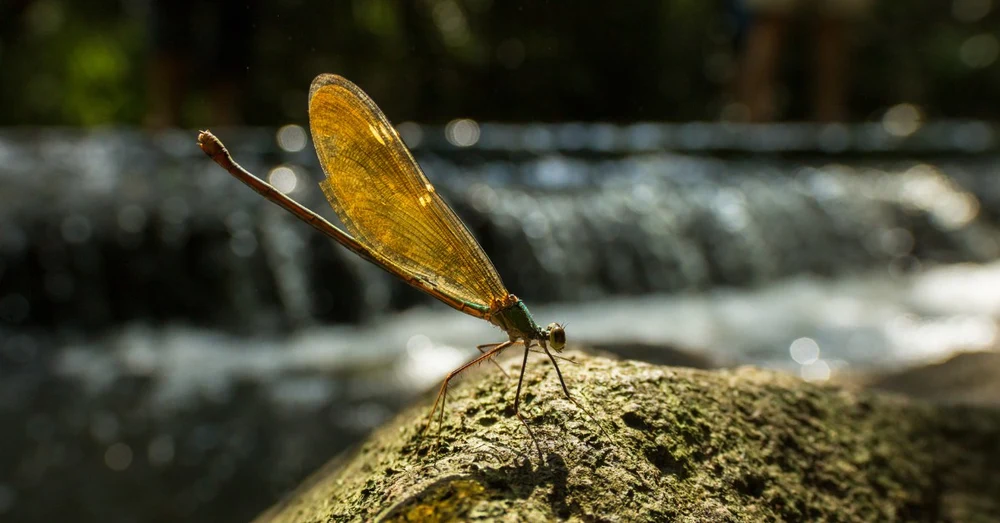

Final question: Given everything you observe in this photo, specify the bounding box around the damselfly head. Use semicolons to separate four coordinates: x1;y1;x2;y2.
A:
546;323;566;352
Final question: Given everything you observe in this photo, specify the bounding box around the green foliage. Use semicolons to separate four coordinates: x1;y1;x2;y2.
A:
1;0;999;125
0;0;143;125
64;34;136;125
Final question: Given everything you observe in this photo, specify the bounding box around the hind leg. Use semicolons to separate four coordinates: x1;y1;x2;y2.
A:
477;342;510;378
421;340;516;437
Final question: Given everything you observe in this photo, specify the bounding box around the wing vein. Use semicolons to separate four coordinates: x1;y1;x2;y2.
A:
309;74;509;312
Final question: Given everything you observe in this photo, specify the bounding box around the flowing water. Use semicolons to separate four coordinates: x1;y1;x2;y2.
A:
1;124;998;523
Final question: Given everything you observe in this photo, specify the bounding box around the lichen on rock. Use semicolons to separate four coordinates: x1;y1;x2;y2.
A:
256;351;1000;522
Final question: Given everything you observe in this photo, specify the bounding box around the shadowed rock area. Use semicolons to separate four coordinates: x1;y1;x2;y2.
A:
256;352;1000;522
866;351;1000;407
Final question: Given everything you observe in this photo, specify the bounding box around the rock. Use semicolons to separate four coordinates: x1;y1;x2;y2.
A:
255;352;1000;521
866;351;1000;407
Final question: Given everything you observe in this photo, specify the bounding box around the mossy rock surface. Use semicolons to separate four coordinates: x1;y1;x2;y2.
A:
256;351;1000;522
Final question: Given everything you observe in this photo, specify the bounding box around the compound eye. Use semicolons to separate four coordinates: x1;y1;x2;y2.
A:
546;323;566;351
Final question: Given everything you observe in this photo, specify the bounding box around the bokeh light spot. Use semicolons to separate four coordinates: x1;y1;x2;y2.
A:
959;33;999;69
800;360;831;382
789;337;820;365
882;104;922;137
104;442;133;471
396;122;423;148
90;411;120;443
26;0;65;36
230;230;258;258
398;334;468;390
406;334;432;353
276;124;308;152
148;435;175;467
267;165;298;195
446;118;480;147
952;0;992;22
431;0;472;48
117;204;148;234
61;214;92;244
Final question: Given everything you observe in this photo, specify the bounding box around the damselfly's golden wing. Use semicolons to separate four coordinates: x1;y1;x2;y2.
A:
308;74;509;312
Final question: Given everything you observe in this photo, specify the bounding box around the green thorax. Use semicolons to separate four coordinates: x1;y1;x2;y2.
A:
488;298;543;340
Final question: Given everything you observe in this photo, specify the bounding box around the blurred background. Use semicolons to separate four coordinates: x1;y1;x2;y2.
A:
2;1;1000;521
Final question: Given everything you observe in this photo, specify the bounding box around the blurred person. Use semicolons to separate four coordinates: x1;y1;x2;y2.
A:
734;0;874;122
145;0;259;128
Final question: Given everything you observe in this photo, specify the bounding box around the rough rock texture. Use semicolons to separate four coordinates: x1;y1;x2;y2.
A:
256;351;1000;522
